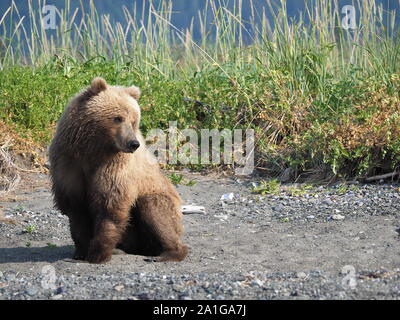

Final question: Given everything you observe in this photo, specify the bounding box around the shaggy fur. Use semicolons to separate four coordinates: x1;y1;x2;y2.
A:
49;77;188;264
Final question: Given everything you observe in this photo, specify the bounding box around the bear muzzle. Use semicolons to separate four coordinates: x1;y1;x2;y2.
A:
126;140;140;153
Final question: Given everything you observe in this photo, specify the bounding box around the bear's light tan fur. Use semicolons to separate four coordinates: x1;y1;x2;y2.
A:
49;77;188;263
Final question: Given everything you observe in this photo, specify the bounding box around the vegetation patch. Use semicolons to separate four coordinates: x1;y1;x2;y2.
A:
1;0;399;181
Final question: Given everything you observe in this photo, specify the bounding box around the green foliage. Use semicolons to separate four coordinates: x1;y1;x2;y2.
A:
24;225;36;234
251;179;281;195
168;173;197;186
285;184;314;197
1;0;400;179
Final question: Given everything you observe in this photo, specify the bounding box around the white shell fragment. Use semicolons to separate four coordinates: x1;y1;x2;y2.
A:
181;205;206;215
220;193;235;202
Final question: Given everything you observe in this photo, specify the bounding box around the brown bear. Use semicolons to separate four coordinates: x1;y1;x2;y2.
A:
49;77;188;264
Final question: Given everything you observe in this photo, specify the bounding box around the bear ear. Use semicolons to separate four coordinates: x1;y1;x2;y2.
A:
125;85;141;100
90;77;108;94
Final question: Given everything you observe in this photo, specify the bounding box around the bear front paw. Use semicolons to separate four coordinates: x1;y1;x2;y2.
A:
73;252;86;261
72;247;88;261
87;250;112;264
87;242;112;264
145;246;188;262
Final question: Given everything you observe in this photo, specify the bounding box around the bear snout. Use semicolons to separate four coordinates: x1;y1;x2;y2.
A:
127;140;140;152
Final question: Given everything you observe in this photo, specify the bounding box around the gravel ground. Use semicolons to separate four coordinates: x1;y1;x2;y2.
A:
0;172;399;300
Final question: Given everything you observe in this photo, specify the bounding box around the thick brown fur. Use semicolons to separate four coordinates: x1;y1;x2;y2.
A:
49;77;188;264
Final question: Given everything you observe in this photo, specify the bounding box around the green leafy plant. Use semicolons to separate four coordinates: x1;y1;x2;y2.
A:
168;173;197;186
24;225;36;234
169;173;185;185
251;180;281;195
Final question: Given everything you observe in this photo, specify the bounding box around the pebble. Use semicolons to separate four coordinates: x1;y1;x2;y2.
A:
250;279;264;287
56;287;65;294
172;284;185;292
220;193;235;202
331;214;345;220
297;272;307;279
322;199;333;205
52;294;63;300
273;205;285;212
137;293;150;300
114;285;124;292
26;287;38;296
5;274;16;282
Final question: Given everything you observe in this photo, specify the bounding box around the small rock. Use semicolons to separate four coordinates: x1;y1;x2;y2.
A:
172;285;185;293
56;287;65;295
220;193;235;202
331;214;345;220
306;215;315;219
250;279;264;287
273;205;284;212
323;199;333;205
114;285;124;292
52;294;63;300
214;214;228;221
0;282;8;289
181;205;206;215
0;271;3;278
5;274;15;281
26;287;38;296
137;293;150;300
297;272;307;279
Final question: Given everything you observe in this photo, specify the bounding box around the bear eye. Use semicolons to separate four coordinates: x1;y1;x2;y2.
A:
114;116;124;123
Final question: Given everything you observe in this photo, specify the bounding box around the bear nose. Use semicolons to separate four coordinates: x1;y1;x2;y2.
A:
127;140;140;151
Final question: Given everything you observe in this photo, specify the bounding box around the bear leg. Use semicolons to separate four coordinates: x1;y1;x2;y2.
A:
87;214;129;264
135;195;188;262
68;213;93;260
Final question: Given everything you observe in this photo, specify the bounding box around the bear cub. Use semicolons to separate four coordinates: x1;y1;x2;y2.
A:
49;77;188;264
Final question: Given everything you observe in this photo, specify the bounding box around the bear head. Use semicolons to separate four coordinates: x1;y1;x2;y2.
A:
74;77;143;154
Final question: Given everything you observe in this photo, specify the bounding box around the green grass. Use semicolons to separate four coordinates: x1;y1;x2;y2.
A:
168;173;197;186
251;179;281;195
24;224;36;234
285;184;314;197
46;242;57;248
1;0;400;179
